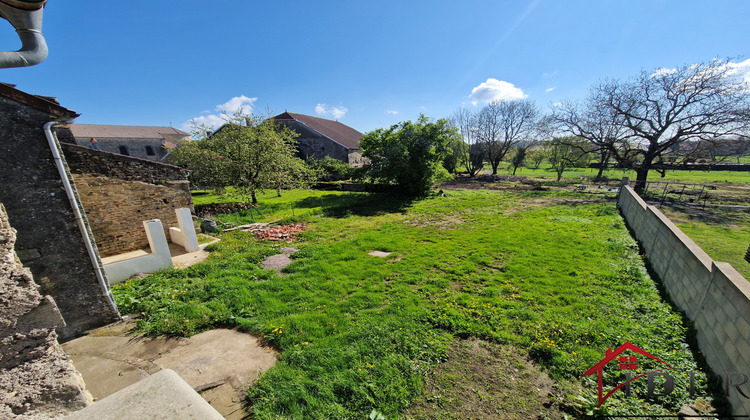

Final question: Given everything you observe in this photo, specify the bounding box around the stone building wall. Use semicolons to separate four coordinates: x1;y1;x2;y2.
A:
618;185;750;417
76;138;169;161
0;88;120;339
61;143;193;257
297;136;350;162
0;203;92;418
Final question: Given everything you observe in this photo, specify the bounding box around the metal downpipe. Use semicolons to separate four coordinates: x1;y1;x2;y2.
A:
43;121;119;315
0;0;48;68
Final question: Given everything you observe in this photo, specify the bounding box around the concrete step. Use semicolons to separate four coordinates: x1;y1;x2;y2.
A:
62;369;224;420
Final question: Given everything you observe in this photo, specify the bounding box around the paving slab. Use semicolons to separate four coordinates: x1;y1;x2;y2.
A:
155;329;278;389
62;320;278;418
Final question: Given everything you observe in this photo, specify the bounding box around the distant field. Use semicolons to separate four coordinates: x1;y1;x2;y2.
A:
505;163;750;185
660;205;750;280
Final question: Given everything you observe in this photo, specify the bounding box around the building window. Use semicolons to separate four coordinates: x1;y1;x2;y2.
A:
145;146;155;156
118;146;130;156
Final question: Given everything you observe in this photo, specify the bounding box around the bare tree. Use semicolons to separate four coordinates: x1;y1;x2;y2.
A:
475;99;539;175
586;58;750;190
544;136;589;181
551;98;627;181
451;107;485;177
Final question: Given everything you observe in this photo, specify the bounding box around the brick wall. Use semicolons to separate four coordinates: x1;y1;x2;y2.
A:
61;144;193;257
0;203;92;418
618;186;750;417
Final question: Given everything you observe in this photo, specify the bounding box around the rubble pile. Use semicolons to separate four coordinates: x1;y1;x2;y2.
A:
254;224;306;241
223;223;306;242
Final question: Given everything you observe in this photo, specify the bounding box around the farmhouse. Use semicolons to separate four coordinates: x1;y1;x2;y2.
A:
272;112;365;166
56;123;190;162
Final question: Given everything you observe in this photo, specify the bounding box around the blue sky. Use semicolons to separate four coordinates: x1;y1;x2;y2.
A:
1;0;748;134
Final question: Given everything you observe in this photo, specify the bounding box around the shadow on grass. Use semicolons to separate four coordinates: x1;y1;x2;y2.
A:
300;192;418;218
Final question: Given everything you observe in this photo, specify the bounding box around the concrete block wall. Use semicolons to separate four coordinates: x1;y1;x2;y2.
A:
618;185;750;416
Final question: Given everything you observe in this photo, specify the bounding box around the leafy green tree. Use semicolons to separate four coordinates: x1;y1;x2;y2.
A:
526;148;545;169
360;115;458;195
170;113;313;204
306;156;354;181
509;146;527;175
544;136;589;181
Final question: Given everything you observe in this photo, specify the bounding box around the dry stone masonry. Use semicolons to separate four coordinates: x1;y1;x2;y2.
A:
0;203;91;418
61;143;193;257
0;84;119;338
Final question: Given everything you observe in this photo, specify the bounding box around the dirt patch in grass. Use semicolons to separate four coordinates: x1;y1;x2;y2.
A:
660;203;750;228
405;339;574;420
403;213;466;230
440;175;546;192
502;197;611;215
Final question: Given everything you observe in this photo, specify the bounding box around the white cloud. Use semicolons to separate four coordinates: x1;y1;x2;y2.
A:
385;110;399;115
315;103;348;119
727;58;750;86
545;87;556;93
182;95;258;132
652;59;750;89
651;67;678;78
215;95;257;115
469;78;527;105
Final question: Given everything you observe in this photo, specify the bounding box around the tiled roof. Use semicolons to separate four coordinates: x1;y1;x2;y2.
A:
68;124;189;140
0;82;78;120
273;112;362;150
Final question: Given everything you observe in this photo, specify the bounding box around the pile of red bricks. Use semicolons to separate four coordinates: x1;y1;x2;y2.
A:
252;224;306;242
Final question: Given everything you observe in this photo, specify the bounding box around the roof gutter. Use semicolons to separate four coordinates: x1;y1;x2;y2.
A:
43;120;120;315
0;0;48;68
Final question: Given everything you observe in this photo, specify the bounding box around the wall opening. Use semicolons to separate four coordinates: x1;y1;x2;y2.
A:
145;145;155;156
118;145;130;156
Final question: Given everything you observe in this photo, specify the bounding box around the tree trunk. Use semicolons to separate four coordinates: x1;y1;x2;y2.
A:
512;166;518;176
251;190;258;204
594;150;610;182
491;160;500;175
633;167;650;193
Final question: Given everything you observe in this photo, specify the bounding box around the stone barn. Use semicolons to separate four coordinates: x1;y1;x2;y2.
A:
272;112;364;166
55;123;189;162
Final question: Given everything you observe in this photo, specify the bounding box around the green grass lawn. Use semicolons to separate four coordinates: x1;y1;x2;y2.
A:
660;206;750;280
192;188;355;224
114;189;726;418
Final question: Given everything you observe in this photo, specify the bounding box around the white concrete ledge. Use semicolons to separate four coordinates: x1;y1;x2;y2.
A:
103;219;172;284
61;369;224;420
169;208;200;253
